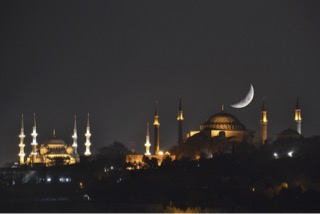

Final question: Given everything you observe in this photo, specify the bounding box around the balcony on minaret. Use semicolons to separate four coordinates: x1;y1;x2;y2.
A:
295;110;302;121
177;111;184;121
85;130;91;138
261;113;268;123
31;141;38;146
72;133;78;146
153;116;160;126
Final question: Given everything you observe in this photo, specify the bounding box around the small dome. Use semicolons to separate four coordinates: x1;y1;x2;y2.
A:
278;128;302;139
200;111;246;131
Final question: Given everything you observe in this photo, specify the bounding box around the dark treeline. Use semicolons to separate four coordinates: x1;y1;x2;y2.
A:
1;138;320;212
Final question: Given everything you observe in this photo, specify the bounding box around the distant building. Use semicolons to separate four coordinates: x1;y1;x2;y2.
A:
260;99;268;145
277;128;303;140
19;113;92;167
186;105;255;143
125;101;175;169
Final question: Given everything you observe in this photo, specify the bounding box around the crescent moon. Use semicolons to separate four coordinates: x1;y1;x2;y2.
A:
230;84;254;108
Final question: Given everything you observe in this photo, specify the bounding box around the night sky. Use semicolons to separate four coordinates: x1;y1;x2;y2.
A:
1;0;320;166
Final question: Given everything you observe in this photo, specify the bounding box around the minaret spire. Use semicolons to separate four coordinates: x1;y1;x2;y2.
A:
260;99;268;145
84;113;92;156
177;97;184;145
144;122;151;155
18;114;26;165
72;115;78;154
155;100;158;116
31;113;38;162
295;96;302;134
153;101;160;155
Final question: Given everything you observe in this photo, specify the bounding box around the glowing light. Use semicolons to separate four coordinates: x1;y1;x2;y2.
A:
295;110;302;121
145;123;151;155
84;113;92;156
252;187;255;192
281;182;288;189
47;177;52;183
158;151;164;155
83;194;90;201
273;153;278;159
288;151;293;157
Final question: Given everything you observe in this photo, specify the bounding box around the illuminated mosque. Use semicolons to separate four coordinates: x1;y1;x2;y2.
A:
126;96;302;167
18;113;92;167
16;96;302;168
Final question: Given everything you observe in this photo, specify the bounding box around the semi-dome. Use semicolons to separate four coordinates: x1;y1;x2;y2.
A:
200;111;246;131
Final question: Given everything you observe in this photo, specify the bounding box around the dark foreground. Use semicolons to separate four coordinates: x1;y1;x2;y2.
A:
1;152;320;212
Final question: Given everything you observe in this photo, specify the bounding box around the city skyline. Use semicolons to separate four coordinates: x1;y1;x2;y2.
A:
1;0;320;166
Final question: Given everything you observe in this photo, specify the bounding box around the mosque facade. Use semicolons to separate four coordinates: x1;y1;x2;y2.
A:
18;113;92;167
126;96;303;166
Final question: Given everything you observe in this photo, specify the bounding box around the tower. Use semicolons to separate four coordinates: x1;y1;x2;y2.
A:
84;113;92;156
18;114;25;165
260;99;268;145
153;101;160;155
295;97;302;134
30;113;38;162
144;122;151;155
177;97;184;145
72;115;78;154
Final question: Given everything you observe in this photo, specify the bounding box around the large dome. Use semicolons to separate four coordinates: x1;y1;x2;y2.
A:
43;130;67;148
200;111;246;131
44;137;66;145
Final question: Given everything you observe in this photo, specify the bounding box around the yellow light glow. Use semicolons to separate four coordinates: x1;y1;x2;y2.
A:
295;110;302;121
177;112;184;120
281;182;288;189
261;111;268;123
153;116;160;126
80;182;84;189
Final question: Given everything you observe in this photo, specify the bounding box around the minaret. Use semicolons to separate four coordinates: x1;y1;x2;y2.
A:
153;101;160;155
260;99;268;145
177;97;184;145
144;122;151;155
18;114;25;165
295;97;302;134
31;113;38;162
84;113;92;156
72;115;78;154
